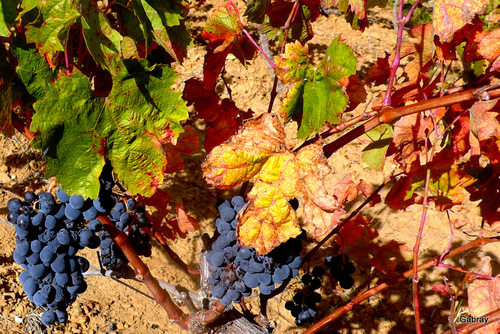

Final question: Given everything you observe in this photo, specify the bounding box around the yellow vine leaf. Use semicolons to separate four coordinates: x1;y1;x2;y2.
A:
203;113;342;254
202;113;286;189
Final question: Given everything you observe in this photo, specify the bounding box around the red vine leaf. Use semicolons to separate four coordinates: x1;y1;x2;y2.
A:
205;99;244;153
183;78;253;153
433;0;489;43
262;0;317;44
365;51;391;86
201;1;256;90
333;175;359;203
175;202;200;233
469;99;500;143
336;215;409;275
344;74;367;112
163;125;200;173
397;23;435;84
0;84;14;136
391;113;433;162
467;256;500;334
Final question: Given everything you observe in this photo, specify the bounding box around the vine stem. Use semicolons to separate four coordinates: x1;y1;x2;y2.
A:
383;0;421;106
97;215;226;331
320;86;500;159
303;237;500;334
412;119;438;333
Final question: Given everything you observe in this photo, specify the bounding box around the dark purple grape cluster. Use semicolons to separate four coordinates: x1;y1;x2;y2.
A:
285;266;325;326
9;162;152;326
325;254;355;289
206;196;303;305
92;162;152;270
9;192;92;326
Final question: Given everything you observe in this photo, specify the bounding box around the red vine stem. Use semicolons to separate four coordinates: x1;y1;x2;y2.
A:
98;215;226;330
242;29;275;69
383;0;421;106
97;216;188;327
321;87;500;159
303;237;500;334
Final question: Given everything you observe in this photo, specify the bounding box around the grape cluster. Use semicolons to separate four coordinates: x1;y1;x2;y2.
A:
285;266;325;326
325;254;355;289
206;196;303;305
93;163;152;270
9;163;153;326
9;192;93;326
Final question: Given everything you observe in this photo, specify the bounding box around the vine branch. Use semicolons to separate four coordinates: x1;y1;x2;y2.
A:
320;87;500;159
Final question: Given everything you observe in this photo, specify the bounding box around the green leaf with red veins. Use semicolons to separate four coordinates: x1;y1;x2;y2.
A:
202;0;243;52
80;0;123;74
298;72;349;138
319;36;357;84
25;0;80;66
31;60;188;199
275;42;312;82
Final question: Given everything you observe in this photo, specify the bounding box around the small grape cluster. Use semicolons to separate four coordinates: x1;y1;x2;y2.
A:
285;266;324;326
93;163;152;270
8;191;93;326
206;196;303;305
325;254;355;289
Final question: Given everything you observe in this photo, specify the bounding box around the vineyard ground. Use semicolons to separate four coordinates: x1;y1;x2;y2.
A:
1;1;499;333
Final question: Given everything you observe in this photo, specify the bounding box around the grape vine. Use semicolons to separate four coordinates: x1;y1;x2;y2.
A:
1;0;500;333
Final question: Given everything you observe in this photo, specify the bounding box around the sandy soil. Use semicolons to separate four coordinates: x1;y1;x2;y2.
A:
1;1;499;334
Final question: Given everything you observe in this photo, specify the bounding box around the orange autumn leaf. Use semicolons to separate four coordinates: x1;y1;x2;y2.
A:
397;23;435;83
203;113;343;254
433;0;489;43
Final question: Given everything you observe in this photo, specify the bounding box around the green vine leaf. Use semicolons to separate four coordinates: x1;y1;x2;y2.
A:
24;0;80;66
277;37;357;139
12;43;57;100
31;60;188;199
132;0;192;63
80;0;123;74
